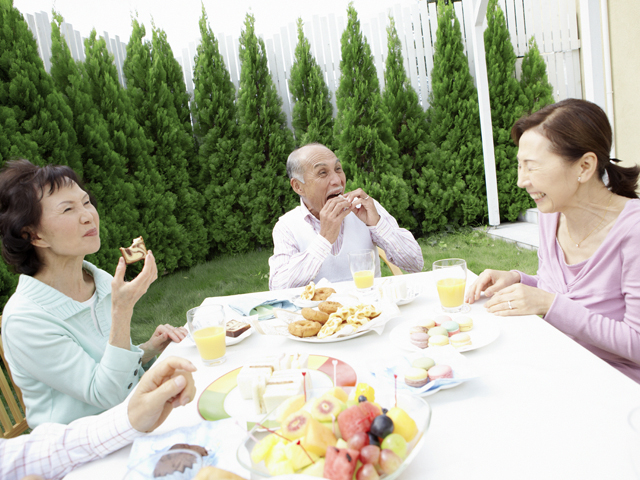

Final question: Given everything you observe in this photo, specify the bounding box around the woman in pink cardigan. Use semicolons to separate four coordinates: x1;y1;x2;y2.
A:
466;99;640;383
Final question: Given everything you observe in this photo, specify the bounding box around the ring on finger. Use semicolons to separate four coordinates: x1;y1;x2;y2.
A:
364;196;369;200
508;300;513;310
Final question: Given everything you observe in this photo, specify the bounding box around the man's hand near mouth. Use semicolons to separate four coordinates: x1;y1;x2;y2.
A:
318;195;353;244
344;189;380;227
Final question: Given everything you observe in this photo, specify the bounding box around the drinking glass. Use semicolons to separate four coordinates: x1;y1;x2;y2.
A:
629;406;640;478
348;249;376;291
186;304;226;366
432;258;468;313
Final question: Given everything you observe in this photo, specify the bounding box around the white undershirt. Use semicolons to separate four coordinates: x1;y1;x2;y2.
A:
80;290;101;335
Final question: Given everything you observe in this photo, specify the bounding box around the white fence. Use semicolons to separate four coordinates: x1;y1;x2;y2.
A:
24;0;581;129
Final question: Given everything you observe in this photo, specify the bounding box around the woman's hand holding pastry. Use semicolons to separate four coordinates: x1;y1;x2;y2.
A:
110;251;158;349
484;283;555;316
465;269;521;304
111;250;158;312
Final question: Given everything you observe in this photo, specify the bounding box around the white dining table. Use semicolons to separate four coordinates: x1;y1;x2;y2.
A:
66;271;640;480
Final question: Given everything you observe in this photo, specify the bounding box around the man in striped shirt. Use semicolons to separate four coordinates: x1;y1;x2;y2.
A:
269;143;423;290
0;357;196;480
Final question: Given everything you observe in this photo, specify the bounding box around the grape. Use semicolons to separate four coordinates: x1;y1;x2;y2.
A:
356;463;380;480
360;445;381;465
380;433;407;459
347;431;369;451
358;395;368;403
368;432;380;447
370;414;394;438
379;449;403;474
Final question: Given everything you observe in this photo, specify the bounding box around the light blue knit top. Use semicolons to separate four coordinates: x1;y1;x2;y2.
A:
1;261;143;427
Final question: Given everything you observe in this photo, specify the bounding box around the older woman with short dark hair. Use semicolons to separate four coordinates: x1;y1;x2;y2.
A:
0;159;187;427
467;98;640;383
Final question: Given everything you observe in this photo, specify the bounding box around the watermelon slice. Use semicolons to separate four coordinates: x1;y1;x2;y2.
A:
324;446;360;480
337;401;381;441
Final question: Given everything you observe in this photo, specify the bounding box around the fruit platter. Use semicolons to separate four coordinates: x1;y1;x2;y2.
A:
237;383;431;479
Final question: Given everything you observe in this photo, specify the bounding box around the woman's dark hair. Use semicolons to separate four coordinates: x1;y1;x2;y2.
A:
511;98;639;199
0;159;94;275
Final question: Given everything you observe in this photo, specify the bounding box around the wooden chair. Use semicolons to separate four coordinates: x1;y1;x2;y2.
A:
0;315;29;438
377;246;403;276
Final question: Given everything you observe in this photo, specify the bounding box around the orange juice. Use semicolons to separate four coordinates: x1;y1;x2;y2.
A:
192;326;226;360
353;270;374;289
436;278;466;308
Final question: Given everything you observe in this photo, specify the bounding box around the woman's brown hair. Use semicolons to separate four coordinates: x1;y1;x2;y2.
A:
511;98;639;198
0;159;94;275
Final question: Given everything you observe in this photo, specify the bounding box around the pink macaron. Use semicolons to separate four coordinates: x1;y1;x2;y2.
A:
428;364;453;380
434;314;452;326
409;332;430;349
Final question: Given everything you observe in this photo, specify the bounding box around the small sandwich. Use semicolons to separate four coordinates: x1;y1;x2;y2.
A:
226;319;251;338
120;236;147;265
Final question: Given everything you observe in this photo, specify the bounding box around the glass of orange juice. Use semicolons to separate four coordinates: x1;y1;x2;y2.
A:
348;249;376;291
186;304;226;366
432;258;469;313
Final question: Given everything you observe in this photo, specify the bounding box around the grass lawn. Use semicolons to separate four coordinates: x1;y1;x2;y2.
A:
130;228;539;344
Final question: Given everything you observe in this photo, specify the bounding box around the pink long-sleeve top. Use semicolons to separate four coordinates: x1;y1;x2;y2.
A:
518;199;640;383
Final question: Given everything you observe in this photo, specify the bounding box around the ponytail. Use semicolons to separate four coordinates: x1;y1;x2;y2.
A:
604;158;640;199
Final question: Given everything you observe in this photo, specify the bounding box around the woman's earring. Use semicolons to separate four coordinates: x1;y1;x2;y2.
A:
577;176;581;182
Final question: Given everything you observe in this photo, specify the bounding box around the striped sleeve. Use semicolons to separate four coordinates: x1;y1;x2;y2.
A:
0;403;141;480
369;203;424;273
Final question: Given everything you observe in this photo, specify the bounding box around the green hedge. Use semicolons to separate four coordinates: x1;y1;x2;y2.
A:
0;0;553;312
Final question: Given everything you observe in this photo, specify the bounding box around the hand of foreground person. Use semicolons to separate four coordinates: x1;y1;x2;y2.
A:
465;269;521;304
127;356;197;433
484;283;556;317
344;188;380;227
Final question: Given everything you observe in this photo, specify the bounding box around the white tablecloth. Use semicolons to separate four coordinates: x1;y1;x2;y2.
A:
66;271;640;479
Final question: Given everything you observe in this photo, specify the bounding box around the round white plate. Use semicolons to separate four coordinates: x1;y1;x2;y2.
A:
285;329;373;343
291;295;321;308
178;326;253;348
370;346;478;397
389;313;500;353
396;291;421;306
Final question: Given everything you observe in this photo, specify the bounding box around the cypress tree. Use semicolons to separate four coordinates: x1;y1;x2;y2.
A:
416;0;485;232
49;12;139;269
288;18;334;149
83;30;183;273
0;0;81;309
124;20;207;267
334;4;414;229
382;15;428;232
485;0;533;221
237;13;296;247
191;5;250;255
519;38;554;115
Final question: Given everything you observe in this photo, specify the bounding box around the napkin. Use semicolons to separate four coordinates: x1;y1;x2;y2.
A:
227;295;298;320
127;419;246;477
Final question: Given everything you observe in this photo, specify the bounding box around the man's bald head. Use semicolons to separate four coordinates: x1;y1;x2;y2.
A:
286;143;333;183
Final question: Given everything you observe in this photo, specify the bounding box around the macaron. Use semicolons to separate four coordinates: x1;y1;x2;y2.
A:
428;326;448;337
404;367;429;387
450;332;472;348
428;334;449;347
409;325;429;334
410;332;430;349
428;364;453;380
457;316;473;332
434;314;452;326
412;357;436;371
417;318;437;330
442;320;460;337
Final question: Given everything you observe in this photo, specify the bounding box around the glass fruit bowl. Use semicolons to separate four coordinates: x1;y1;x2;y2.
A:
236;387;431;479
